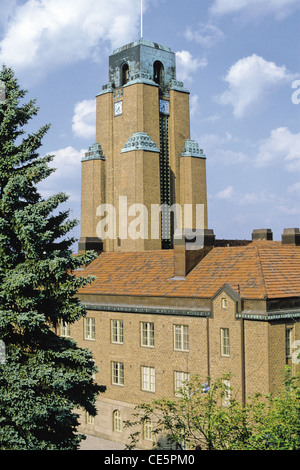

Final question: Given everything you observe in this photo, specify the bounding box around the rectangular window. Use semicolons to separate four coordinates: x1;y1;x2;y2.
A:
286;328;292;361
222;379;231;407
143;418;153;441
112;361;124;386
84;317;95;340
221;298;227;309
174;371;190;397
111;320;123;344
60;322;70;338
221;328;230;356
86;412;95;425
141;366;155;392
141;322;154;347
174;325;189;351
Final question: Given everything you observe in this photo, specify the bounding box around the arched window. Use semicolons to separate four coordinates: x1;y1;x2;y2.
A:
121;63;129;86
113;409;122;432
153;61;164;86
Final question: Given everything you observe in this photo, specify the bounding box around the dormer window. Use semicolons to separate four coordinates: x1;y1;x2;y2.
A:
153;60;164;86
121;63;129;86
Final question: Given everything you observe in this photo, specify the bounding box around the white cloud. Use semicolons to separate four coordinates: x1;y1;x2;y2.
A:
288;182;300;195
217;54;294;118
256;127;300;170
185;23;224;48
0;0;141;77
190;95;200;117
210;0;300;19
72;99;96;139
175;50;207;83
39;146;86;201
197;132;247;166
216;186;234;199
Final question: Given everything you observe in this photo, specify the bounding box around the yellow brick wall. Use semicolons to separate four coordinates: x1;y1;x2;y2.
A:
68;301;299;447
81;159;105;238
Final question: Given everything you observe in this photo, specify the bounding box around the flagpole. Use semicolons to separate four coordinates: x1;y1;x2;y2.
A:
141;0;143;39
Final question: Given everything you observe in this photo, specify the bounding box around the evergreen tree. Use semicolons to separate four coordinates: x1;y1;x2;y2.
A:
0;65;101;450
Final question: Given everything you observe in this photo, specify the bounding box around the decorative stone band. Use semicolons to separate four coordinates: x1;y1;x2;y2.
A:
121;132;160;154
97;77;189;94
81;303;300;322
180;139;206;158
96;82;114;97
82;303;211;318
82;143;105;162
169;79;189;93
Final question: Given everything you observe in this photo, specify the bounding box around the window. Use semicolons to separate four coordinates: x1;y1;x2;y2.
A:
113;410;122;432
60;322;70;337
174;325;189;351
121;63;129;85
221;298;227;309
141;322;154;347
111;320;123;344
84;317;95;340
143;418;153;441
112;361;124;386
221;328;230;357
174;371;190;397
286;328;292;361
222;379;231;407
141;366;155;392
86;412;95;425
153;60;164;85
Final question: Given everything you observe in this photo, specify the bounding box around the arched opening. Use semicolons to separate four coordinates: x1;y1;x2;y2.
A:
153;61;164;86
113;410;122;432
121;63;129;86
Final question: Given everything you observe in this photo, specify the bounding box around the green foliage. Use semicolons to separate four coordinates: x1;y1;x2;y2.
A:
0;65;101;450
124;370;300;450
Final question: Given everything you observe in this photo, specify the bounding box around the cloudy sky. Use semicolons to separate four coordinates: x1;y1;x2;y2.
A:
0;0;299;247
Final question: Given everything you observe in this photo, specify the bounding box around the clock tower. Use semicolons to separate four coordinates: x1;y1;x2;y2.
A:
79;39;209;253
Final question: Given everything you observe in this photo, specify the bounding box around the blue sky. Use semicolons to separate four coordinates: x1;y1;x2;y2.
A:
0;0;299;247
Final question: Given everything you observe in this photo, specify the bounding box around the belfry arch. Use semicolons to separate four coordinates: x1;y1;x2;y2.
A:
153;60;164;86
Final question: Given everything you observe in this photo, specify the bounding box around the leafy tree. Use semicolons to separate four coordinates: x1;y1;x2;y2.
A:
125;370;300;450
0;66;101;450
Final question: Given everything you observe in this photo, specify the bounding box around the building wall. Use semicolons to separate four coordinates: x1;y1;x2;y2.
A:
67;296;299;447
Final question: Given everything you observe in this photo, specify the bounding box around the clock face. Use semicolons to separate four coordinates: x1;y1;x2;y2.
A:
159;99;170;115
114;100;122;116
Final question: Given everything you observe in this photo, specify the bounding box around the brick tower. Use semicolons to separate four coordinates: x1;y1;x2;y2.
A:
79;39;208;253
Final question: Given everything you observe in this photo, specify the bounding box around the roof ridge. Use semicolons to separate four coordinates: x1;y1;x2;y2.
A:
254;245;268;299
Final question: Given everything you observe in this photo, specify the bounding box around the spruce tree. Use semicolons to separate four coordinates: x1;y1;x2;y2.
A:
0;65;101;450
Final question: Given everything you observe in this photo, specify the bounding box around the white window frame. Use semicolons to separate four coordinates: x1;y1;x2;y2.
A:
221;328;230;357
222;379;231;407
174;324;189;351
143;418;153;441
112;361;124;386
86;412;95;425
60;322;70;338
84;317;95;340
141;366;155;392
174;371;190;397
141;322;154;348
111;319;123;344
221;298;227;309
113;410;122;432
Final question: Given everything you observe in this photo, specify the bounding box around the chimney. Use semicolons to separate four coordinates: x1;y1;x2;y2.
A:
281;228;300;246
252;229;273;241
173;229;215;278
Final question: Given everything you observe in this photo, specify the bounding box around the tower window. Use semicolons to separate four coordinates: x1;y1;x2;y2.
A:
121;63;129;85
153;61;164;86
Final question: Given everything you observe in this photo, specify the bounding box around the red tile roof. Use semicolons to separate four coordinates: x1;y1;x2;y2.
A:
77;241;300;300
